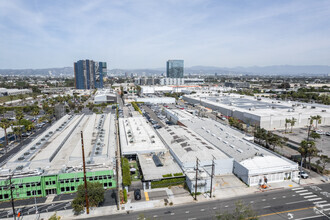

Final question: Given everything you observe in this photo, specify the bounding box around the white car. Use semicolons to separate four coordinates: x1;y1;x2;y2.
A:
298;171;309;179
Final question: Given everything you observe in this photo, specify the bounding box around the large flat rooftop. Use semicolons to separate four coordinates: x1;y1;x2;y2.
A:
138;152;183;181
157;125;230;165
2;113;116;177
185;94;330;118
119;116;166;155
180;117;273;162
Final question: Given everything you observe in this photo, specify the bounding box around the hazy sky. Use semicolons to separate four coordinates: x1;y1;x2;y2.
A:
1;0;330;69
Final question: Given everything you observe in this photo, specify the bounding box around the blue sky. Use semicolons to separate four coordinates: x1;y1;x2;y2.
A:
0;0;330;69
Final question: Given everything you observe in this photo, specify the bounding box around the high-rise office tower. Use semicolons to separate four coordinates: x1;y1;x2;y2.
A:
74;60;106;89
166;60;184;78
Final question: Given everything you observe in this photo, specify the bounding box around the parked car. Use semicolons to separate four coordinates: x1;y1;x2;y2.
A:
298;171;309;179
134;189;141;200
326;132;330;136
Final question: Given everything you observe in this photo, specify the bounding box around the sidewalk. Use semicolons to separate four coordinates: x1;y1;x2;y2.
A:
3;174;328;220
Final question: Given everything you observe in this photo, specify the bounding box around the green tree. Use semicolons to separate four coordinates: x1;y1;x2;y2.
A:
0;118;11;151
15;109;24;124
71;181;105;215
310;131;321;140
217;200;258;220
0;107;6;118
48;212;61;220
290;117;296;133
312;115;322;129
32;106;40;120
285;118;291;133
316;155;329;174
298;140;317;169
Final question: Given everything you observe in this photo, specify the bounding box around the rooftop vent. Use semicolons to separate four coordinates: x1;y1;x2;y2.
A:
237;149;243;153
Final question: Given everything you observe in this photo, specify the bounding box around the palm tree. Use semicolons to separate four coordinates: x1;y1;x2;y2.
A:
15;109;24;124
8;95;14;106
307;142;318;169
290;117;297;133
314;115;322;129
285;118;291;133
0;107;6;118
298;140;309;168
13;126;23;143
32;107;40;121
0;118;11;153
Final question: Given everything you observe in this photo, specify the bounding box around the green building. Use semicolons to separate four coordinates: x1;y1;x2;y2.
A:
0;170;115;201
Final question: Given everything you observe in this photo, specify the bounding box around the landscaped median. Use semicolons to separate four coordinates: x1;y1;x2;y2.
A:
131;102;143;115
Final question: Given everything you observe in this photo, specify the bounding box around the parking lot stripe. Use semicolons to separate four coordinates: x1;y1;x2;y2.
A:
144;191;149;201
295;190;308;193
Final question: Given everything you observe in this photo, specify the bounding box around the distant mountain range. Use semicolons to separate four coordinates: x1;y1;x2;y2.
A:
0;65;329;76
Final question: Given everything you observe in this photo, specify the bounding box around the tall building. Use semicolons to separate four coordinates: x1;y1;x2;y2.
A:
74;59;106;89
166;60;184;78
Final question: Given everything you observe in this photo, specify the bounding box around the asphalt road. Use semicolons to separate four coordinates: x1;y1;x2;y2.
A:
86;184;330;220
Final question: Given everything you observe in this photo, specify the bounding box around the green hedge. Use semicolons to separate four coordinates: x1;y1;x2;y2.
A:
162;174;173;178
121;158;131;186
151;177;185;189
123;189;127;203
173;172;183;177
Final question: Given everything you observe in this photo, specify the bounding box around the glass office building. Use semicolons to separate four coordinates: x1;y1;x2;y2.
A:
166;60;184;78
74;60;106;89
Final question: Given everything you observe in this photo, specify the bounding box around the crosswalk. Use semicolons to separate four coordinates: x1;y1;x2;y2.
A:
292;186;330;213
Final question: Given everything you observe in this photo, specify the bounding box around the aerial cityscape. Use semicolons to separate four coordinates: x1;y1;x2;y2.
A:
0;1;329;220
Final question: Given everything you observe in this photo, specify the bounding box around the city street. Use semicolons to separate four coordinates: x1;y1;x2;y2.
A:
87;184;330;220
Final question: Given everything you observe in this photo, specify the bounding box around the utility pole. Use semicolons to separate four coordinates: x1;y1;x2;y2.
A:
194;158;199;201
9;176;16;220
81;131;89;214
210;156;215;198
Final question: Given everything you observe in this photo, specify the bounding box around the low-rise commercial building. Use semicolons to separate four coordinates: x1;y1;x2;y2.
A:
0;113;117;201
183;93;330;130
94;89;117;104
163;108;299;187
157;125;233;192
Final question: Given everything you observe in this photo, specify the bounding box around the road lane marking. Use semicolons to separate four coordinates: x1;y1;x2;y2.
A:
250;201;254;203
282;196;286;198
213;207;217;210
200;209;205;212
323;208;330;211
292;187;304;191
295;190;308;193
304;195;317;198
144;191;149;201
308;198;322;201
185;211;190;213
319;203;330;207
263;206;271;208
314;201;327;204
188;218;196;220
292;195;296;197
170;213;175;215
300;192;313;196
286;200;308;205
257;206;314;218
262;199;266;201
294;215;324;220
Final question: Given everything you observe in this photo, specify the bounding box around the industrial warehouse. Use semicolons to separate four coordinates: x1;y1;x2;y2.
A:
164;108;299;187
0;113;117;201
157;125;233;192
183;93;330;130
